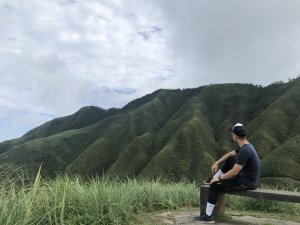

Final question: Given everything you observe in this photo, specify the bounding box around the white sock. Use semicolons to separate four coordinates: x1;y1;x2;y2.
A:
206;202;215;216
213;169;224;178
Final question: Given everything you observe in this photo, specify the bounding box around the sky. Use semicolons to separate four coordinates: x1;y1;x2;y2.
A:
1;0;300;142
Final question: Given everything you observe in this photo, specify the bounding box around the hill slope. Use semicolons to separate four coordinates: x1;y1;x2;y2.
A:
1;78;300;185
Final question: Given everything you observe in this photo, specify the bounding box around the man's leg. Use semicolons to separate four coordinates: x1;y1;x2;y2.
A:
207;157;237;214
207;156;237;212
206;178;236;214
195;157;238;222
194;178;236;223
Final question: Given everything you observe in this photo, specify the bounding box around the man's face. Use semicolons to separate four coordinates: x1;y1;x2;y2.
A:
230;132;237;143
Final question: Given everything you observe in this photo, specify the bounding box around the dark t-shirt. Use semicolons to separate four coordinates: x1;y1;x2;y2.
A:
235;143;260;188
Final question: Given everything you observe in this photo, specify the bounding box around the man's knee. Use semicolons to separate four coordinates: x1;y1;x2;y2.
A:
221;156;236;173
226;156;236;165
210;181;223;191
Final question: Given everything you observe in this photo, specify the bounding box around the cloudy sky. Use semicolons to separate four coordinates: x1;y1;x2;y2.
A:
1;0;300;141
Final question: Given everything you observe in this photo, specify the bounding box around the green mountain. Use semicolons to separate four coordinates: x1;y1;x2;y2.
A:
1;78;300;186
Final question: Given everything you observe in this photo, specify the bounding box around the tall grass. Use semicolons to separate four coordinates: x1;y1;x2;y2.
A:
1;167;299;224
227;196;300;215
0;170;198;225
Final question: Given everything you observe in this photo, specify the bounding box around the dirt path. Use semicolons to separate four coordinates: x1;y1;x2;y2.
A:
154;210;300;225
231;215;300;225
155;210;232;225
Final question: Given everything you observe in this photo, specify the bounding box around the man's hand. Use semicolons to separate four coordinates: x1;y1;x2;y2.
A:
209;177;220;184
211;163;218;173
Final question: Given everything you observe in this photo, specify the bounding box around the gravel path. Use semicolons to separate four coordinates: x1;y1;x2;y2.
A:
232;215;300;225
155;210;232;225
154;210;300;225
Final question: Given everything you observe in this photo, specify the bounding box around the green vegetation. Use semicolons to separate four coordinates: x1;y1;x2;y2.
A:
227;196;300;223
1;78;300;187
0;169;198;225
0;167;299;225
227;195;300;215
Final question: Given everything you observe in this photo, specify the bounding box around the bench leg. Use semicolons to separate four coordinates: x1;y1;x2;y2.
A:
215;193;225;214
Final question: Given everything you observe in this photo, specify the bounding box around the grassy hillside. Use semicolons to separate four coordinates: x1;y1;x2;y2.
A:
0;106;118;155
23;106;119;139
1;77;300;186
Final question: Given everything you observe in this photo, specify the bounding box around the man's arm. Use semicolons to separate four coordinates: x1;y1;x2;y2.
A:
209;150;243;184
211;150;237;173
209;164;243;184
220;164;243;179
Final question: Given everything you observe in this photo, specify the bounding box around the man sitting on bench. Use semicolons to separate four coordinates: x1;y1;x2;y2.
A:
194;123;260;223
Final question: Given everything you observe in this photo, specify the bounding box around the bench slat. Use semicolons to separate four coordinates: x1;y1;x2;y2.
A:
200;185;300;203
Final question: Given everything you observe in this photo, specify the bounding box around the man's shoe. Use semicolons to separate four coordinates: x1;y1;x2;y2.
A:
193;214;215;223
203;177;213;185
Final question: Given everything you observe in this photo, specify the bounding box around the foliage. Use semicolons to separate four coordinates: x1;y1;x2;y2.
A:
1;78;300;185
0;168;299;225
227;195;300;217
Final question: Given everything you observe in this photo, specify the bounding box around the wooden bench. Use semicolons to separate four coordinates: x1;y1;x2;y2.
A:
200;185;300;215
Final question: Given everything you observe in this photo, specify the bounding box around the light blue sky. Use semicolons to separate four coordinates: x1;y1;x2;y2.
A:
1;0;300;141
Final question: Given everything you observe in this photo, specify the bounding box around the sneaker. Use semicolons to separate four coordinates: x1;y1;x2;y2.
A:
193;214;215;223
203;177;213;185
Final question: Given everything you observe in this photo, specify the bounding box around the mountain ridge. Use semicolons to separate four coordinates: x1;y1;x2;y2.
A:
1;78;300;186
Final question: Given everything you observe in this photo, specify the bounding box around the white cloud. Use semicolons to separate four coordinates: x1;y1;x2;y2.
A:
153;0;300;86
1;0;300;141
0;0;175;141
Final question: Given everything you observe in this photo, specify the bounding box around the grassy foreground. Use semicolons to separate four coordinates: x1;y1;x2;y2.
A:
1;168;300;225
0;169;198;225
